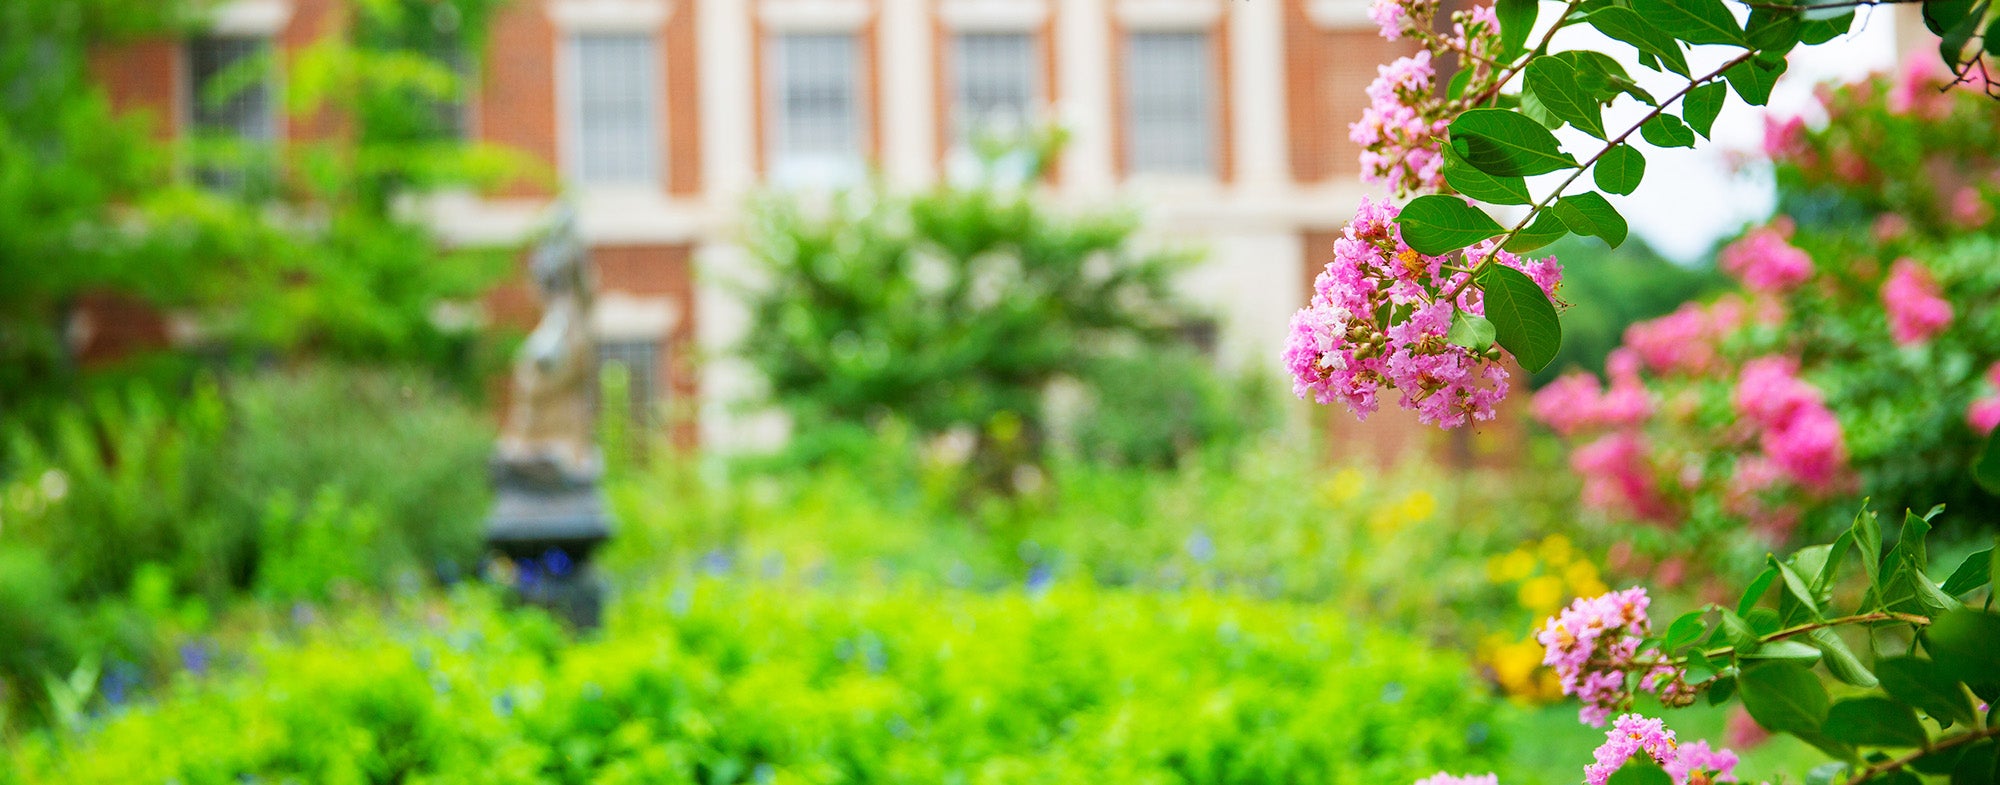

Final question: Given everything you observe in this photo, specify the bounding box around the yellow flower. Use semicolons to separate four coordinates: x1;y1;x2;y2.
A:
1564;560;1605;596
1496;549;1536;582
1518;575;1565;614
1536;535;1573;566
1319;468;1366;507
1399;490;1437;522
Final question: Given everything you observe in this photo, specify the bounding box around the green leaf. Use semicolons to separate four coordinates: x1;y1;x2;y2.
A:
1824;697;1929;748
1587;7;1692;76
1988;17;2000;58
1707;673;1737;705
1685;649;1718;681
1953;740;1999;785
1444;142;1533;205
1451;109;1582;177
1594;145;1645;195
1632;0;1747;46
1855;507;1883;593
1639;115;1697;149
1498;0;1539;56
1976;432;2000;493
1724;55;1789;107
1807;628;1877;688
1607;759;1673;785
1476;264;1563;373
1805;762;1849;785
1504;211;1570;252
1773;556;1823;620
1740;566;1778;617
1526;59;1608;138
1683;82;1727;140
1552;192;1628;248
1398;195;1506;256
1925;0;1977;35
1813;530;1853;596
1926;610;2000;686
1746;6;1804;55
1940;548;1993;597
1877;656;1976;727
1800;12;1854;44
1665;610;1707;653
1747;607;1782;636
1448;311;1498;350
1942;1;1990;69
1519;88;1564;130
1720;608;1759;647
1739;660;1830;735
1741;640;1822;664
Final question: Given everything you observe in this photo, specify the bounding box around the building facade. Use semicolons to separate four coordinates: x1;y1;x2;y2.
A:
89;0;1478;455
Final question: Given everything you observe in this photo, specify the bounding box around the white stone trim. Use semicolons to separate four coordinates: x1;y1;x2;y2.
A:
1305;0;1376;28
1230;0;1289;187
592;292;679;341
699;0;758;198
757;0;873;31
546;0;674;32
880;0;937;187
209;0;291;36
1055;0;1114;194
937;0;1049;31
1113;0;1222;31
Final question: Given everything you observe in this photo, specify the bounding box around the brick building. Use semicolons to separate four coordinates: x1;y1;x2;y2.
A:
88;0;1516;461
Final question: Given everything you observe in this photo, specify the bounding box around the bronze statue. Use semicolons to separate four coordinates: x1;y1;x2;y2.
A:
497;203;601;484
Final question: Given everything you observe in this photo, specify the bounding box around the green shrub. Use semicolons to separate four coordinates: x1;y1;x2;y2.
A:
1067;347;1280;469
6;582;1509;784
219;364;493;588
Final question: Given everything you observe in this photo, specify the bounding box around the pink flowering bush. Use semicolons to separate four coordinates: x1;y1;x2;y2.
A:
1287;199;1562;429
1532;65;2000;576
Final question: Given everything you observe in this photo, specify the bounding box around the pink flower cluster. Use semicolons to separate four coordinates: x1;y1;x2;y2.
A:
1585;715;1740;785
1413;774;1499;785
1622;299;1747;376
1351;52;1450;195
1285;199;1561;429
1536;588;1692;727
1968;362;2000;434
1718;221;1814;294
1880;258;1953;345
1732;358;1848;494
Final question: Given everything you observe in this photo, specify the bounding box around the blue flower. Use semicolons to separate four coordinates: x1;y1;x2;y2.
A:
1184;530;1215;563
541;548;573;578
179;641;212;677
1025;564;1053;594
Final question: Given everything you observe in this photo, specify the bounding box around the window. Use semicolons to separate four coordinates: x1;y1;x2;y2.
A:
569;33;660;186
596;339;663;423
951;32;1038;144
769;32;864;187
186;35;276;190
1123;31;1215;176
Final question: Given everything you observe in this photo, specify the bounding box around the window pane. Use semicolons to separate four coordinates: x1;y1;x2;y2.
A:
596;339;663;424
572;34;660;185
1124;31;1214;176
952;32;1036;142
188;36;274;140
771;33;862;186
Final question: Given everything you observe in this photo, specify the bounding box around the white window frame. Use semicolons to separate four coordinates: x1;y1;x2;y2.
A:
1122;28;1218;179
765;30;869;188
561;31;665;189
938;0;1048;31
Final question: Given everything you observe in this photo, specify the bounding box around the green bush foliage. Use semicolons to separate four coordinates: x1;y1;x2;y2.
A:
4;582;1509;784
738;155;1195;469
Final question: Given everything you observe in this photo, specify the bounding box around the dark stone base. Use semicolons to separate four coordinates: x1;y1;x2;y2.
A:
513;564;607;631
486;462;612;630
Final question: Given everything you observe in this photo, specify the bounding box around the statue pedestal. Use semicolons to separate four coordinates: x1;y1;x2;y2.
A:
486;462;612;630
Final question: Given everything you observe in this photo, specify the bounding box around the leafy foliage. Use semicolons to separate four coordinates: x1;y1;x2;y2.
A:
739;149;1193;470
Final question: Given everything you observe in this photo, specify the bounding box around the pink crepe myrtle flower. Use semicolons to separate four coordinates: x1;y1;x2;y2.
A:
1969;362;2000;434
1761;115;1807;160
1888;53;1954;118
1351;53;1450;195
1872;213;1911;243
1880;258;1952;345
1719;222;1813;294
1413;774;1500;785
1586;716;1742;785
1537;589;1691;727
1572;432;1674;522
1287;199;1561;429
1950;187;1992;229
1733;358;1848;493
1622;300;1744;377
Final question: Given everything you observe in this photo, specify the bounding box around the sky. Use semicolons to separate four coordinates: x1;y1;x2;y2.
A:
1534;5;1903;261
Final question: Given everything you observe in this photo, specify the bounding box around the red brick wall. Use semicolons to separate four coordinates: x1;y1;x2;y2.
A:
1285;0;1416;184
88;41;179;140
593;243;700;447
665;2;703;196
481;4;559;197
